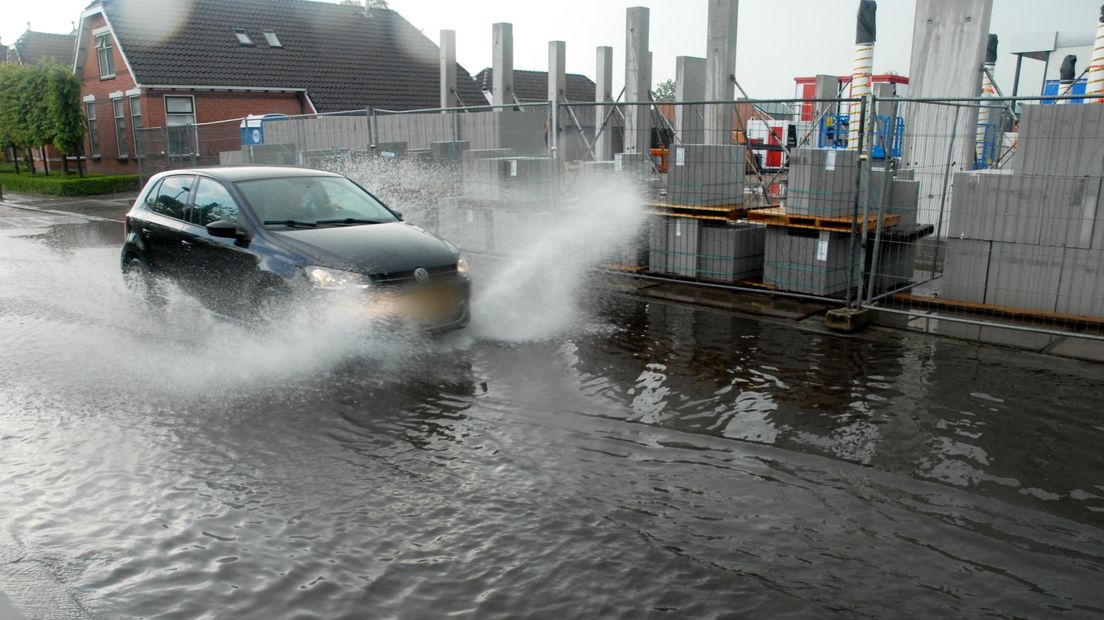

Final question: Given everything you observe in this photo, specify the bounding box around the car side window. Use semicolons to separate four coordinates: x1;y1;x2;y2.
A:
152;176;194;221
190;179;241;227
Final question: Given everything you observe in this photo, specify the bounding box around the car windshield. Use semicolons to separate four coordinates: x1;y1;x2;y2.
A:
235;176;398;227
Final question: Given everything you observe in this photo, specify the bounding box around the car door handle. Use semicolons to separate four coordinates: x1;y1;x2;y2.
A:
181;239;194;249
141;228;152;239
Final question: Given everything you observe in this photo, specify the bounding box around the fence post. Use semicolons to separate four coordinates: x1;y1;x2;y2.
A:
864;98;899;306
845;96;868;309
929;103;961;275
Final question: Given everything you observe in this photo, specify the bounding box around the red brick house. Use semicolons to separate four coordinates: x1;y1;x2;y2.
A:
73;0;485;175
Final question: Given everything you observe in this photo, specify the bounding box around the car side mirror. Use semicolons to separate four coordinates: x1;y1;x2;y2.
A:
206;220;242;239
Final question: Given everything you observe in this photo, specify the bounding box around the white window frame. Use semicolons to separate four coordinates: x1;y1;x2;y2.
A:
85;101;100;158
164;95;197;157
95;33;115;79
112;97;128;159
129;95;142;158
232;28;253;46
263;31;282;48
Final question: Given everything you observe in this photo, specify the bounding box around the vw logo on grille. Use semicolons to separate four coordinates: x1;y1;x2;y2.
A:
414;267;429;283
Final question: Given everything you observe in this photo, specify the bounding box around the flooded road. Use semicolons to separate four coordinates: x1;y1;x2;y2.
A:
2;208;1104;619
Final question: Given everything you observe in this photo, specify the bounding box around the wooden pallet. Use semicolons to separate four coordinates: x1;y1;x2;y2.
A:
648;202;748;221
890;293;1104;328
746;207;900;232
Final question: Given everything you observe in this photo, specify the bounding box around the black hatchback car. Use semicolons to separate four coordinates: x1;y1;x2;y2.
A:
121;166;470;329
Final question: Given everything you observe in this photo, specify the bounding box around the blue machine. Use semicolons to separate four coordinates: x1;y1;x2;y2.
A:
1042;79;1087;104
240;114;290;146
817;113;904;159
973;123;1000;170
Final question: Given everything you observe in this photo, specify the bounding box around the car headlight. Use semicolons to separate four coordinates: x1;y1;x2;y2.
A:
456;256;470;278
305;266;370;290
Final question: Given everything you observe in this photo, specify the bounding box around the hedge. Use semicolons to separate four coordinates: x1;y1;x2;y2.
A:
0;172;140;197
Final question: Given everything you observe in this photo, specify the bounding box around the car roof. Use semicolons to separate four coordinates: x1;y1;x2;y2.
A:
155;166;344;184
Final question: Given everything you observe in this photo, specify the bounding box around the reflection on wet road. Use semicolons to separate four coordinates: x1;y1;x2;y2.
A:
1;211;1104;618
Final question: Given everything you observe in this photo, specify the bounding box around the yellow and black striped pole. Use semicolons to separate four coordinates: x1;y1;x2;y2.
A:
1088;5;1104;101
848;0;876;151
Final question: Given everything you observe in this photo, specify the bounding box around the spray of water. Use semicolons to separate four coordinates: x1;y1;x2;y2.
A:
332;156;648;342
0;227;426;401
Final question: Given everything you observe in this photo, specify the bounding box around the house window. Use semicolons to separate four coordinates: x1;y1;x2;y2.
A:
263;31;282;47
129;96;142;158
113;99;128;159
165;96;196;156
233;28;253;46
95;34;115;78
85;102;100;157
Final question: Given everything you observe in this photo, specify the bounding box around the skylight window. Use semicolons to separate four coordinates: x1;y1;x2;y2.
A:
263;31;282;47
233;28;253;46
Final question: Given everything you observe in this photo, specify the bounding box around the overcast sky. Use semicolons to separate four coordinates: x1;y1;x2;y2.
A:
3;0;1098;100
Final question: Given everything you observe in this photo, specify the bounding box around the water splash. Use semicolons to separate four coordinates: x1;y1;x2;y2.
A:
332;156;648;342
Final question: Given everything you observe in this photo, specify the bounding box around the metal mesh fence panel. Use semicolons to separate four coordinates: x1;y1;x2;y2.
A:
861;95;1104;342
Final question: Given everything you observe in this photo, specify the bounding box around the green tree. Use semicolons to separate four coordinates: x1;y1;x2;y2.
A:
19;65;55;174
652;78;676;102
0;64;23;173
44;61;85;176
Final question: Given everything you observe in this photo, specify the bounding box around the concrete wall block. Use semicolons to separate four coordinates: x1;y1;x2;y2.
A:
666;144;745;206
1056;248;1104;317
438;199;494;253
697;222;766;282
1018;104;1104;177
941;238;991;304
764;227;859;295
430;140;469;162
666;217;701;277
787;148;860;218
985;241;1062;312
888;179;921;227
648;216;670;273
1038;175;1102;249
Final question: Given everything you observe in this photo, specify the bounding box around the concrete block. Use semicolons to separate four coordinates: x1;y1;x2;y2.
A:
764;227;861;296
438;197;493;253
947;170;1040;245
648;216;670;273
985;241;1062;312
941;238;991;303
787;148;861;218
666;217;701;277
666;144;746;206
430;140;469;161
888;179;920;227
1018;103;1104;177
1056;248;1104;317
1037;175;1101;249
697;222;766;282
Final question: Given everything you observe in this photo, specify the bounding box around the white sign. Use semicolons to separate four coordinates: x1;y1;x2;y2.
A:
816;231;829;262
675;221;682;237
675;147;686;167
824;150;836;171
510;159;518;177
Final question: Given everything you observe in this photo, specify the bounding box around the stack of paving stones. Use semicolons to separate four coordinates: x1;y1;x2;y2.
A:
666;144;746;206
764;148;923;296
943;103;1104;316
649;218;765;281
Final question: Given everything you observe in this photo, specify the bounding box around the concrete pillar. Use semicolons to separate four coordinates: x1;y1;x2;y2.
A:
903;0;993;234
439;29;457;109
624;6;651;154
675;56;706;144
549;40;567;160
814;73;840;121
704;0;738;145
595;46;614;160
492;23;514;106
548;41;566;103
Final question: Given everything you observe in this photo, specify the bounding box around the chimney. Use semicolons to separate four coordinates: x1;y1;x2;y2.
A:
1059;54;1077;104
1088;4;1104;101
847;0;876;150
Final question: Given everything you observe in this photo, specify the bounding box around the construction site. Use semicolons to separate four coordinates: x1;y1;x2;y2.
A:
120;0;1104;355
